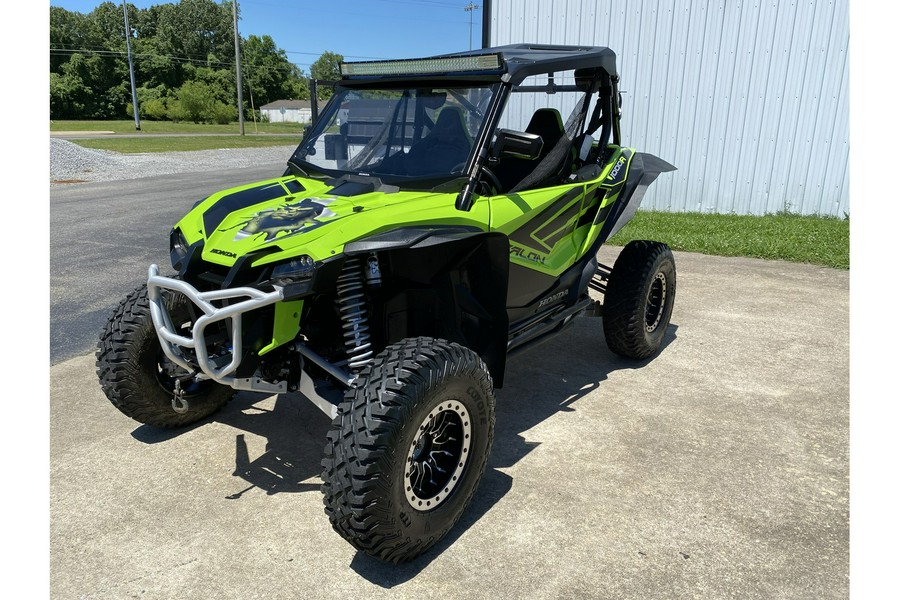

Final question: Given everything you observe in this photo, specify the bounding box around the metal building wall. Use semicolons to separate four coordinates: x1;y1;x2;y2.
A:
490;0;849;217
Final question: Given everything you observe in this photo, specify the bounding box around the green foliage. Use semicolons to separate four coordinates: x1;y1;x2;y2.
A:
49;1;319;121
50;6;88;72
173;81;211;122
310;51;344;100
289;77;311;101
127;96;168;120
145;99;167;119
99;84;131;119
50;70;91;117
243;34;308;105
165;81;238;124
134;84;170;119
133;37;182;89
165;98;188;122
211;101;237;124
154;0;233;67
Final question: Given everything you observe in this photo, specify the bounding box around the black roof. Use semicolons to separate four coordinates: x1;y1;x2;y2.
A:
339;44;618;86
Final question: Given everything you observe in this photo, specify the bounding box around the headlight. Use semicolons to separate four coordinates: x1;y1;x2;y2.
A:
271;255;317;284
170;229;190;270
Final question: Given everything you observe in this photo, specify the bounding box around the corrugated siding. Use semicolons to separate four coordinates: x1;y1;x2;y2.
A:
491;0;849;217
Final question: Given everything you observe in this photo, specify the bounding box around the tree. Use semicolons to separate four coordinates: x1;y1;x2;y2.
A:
242;34;307;106
127;85;170;120
53;53;104;118
50;6;88;72
310;51;344;100
133;36;182;90
50;69;91;118
155;0;233;67
48;1;307;121
287;77;310;102
84;2;128;52
174;81;210;122
50;5;126;117
169;80;235;124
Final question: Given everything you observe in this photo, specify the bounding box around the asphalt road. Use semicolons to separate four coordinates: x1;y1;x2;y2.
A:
49;178;850;599
49;162;286;364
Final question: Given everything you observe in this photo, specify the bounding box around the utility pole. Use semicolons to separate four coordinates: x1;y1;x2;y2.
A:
481;0;491;48
464;2;479;51
122;1;140;130
232;0;245;135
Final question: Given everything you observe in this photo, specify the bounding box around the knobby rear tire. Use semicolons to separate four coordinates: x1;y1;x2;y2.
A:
602;240;677;359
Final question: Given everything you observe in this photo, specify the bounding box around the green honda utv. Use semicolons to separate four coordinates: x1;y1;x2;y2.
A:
97;44;677;563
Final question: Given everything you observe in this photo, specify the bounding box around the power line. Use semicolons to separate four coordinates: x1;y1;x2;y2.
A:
50;42;251;66
50;47;304;75
282;50;389;60
49;45;396;72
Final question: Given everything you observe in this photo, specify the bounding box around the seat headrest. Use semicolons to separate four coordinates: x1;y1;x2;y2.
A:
526;108;565;147
433;107;468;143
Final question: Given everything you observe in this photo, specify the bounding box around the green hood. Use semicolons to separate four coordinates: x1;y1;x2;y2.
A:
176;176;491;268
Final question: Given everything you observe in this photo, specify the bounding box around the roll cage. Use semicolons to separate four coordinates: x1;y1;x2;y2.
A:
290;44;623;210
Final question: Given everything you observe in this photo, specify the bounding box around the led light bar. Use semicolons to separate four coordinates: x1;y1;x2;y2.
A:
340;54;502;77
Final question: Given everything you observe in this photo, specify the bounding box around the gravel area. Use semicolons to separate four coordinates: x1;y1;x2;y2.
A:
49;138;295;186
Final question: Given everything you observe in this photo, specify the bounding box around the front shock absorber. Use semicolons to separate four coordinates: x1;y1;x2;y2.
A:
336;256;374;371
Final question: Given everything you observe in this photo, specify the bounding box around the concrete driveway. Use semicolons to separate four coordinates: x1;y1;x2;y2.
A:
49;247;848;599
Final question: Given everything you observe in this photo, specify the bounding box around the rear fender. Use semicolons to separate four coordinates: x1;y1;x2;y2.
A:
594;152;676;247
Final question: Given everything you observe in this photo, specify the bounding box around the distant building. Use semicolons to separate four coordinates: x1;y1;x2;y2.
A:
260;100;313;124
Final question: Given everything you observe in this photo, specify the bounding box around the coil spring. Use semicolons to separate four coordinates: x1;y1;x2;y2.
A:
336;256;374;371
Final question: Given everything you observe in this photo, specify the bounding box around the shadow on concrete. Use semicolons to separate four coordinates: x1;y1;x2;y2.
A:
129;317;677;584
350;319;678;586
215;392;332;499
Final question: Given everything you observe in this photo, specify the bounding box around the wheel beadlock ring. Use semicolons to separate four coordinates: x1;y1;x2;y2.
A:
404;402;472;511
645;272;667;333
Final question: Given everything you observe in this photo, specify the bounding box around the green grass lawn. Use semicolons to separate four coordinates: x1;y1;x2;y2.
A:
51;119;304;135
609;210;849;269
73;136;297;153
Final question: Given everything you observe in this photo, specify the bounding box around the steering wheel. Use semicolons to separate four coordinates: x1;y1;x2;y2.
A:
450;162;503;195
478;166;502;195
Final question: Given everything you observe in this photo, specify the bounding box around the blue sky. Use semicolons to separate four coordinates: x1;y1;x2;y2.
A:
50;0;486;71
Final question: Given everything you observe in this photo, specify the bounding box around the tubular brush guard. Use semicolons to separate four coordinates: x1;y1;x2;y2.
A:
146;264;284;388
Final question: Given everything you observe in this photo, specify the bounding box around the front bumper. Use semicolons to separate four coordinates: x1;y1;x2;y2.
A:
147;264;287;392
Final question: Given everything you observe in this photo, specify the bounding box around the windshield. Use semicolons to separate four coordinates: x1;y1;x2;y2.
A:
290;85;496;183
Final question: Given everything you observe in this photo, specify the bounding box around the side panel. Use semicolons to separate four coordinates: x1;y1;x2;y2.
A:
489;146;674;325
488;181;589;310
488;146;632;314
